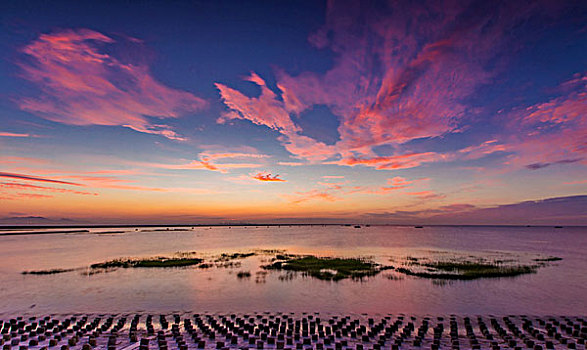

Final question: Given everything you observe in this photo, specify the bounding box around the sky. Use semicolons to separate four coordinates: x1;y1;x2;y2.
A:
0;0;585;225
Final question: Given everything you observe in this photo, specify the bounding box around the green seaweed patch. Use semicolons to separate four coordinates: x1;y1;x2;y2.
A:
385;274;404;281
396;261;538;280
533;256;563;262
263;255;380;281
90;257;203;269
255;249;286;254
236;271;251;278
22;268;75;275
174;251;198;257
216;252;256;261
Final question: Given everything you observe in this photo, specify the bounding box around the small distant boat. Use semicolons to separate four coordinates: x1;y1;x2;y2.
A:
354;225;361;228
554;226;563;229
414;226;424;228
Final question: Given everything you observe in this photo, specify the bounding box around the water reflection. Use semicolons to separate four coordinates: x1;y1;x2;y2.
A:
0;225;585;315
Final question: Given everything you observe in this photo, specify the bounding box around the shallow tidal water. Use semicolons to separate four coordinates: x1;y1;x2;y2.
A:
0;225;585;316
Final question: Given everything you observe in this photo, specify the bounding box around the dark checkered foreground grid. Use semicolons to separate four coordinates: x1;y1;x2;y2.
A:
1;314;585;350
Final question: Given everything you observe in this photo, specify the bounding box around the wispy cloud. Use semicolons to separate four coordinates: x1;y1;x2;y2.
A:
284;189;339;204
252;172;286;182
63;174;167;192
406;191;446;200
526;158;583;170
216;73;336;162
0;132;37;138
12;193;53;199
18;29;207;140
346;176;420;195
365;196;587;225
200;152;269;161
285;175;428;202
0;182;98;196
333;152;446;170
505;74;586;169
563;179;587;185
278;161;305;167
148;152;267;174
215;2;582;177
160;160;262;173
0;172;82;186
136;150;268;174
215;3;499;162
0;156;50;165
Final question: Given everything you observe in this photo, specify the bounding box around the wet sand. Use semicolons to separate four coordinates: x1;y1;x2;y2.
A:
1;313;585;350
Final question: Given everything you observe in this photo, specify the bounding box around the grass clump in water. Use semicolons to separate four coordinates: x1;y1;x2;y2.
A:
90;257;203;269
216;252;256;262
236;271;251;278
533;256;563;262
263;255;379;281
22;268;75;275
396;260;538;280
134;258;203;267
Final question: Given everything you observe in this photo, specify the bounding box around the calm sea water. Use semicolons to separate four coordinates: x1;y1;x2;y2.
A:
0;225;585;316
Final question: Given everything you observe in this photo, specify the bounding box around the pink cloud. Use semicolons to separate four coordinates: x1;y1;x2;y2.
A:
63;174;215;193
502;74;586;169
458;140;509;160
387;176;413;187
2;192;54;200
84;169;143;175
285;189;339;204
437;204;477;212
563;179;587;185
348;185;408;195
216;74;299;134
216;74;336;162
0;157;50;165
334;152;445;170
200;152;269;161
63;174;167;192
252;172;286;182
152;156;264;174
278;161;305;167
289;175;423;199
130;150;269;174
316;181;344;190
0;169;213;194
0;172;82;186
355;176;434;194
0;132;36;137
282;133;337;163
19;29;207;140
273;1;504;153
0;182;97;196
406;191;446;200
215;2;575;173
18;193;53;199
